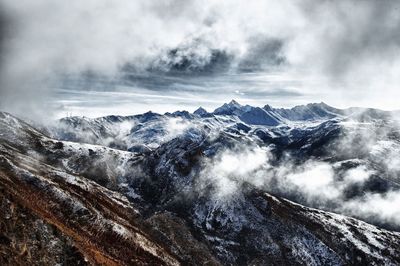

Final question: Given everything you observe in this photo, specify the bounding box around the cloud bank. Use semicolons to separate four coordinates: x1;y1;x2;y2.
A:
198;142;400;229
1;0;400;118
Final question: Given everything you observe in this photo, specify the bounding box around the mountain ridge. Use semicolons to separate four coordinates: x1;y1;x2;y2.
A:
1;106;400;265
50;100;396;126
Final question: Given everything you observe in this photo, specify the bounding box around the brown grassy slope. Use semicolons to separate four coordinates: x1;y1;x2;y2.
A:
0;151;180;266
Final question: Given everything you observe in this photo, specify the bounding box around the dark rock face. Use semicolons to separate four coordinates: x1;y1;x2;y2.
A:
1;103;400;265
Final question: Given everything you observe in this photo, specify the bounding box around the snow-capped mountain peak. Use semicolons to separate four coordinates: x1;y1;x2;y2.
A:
213;99;244;115
193;106;209;116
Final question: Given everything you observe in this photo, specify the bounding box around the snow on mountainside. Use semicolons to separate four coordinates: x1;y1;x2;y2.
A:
272;102;344;121
47;100;394;152
239;107;281;126
1;101;400;265
212;100;343;123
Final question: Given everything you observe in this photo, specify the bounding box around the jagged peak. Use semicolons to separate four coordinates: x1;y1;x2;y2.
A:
263;104;273;111
193;107;208;115
228;99;241;106
172;110;190;115
213;100;244;115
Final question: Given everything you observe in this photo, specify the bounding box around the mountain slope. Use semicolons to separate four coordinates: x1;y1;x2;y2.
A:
0;113;180;265
239;107;281;126
1;110;400;265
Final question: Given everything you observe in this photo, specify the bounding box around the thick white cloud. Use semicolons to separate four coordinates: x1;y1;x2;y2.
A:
199;142;400;227
342;191;400;226
199;146;271;198
1;0;400;118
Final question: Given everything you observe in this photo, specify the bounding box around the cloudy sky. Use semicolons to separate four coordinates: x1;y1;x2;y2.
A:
1;0;400;118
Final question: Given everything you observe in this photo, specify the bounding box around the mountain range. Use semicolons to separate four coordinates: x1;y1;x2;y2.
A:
1;101;400;265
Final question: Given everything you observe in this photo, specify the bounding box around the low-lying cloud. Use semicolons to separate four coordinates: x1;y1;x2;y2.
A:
198;143;400;228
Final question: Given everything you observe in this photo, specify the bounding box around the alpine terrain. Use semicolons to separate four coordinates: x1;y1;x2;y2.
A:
1;101;400;265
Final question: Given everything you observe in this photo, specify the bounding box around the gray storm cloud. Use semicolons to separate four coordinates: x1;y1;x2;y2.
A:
1;0;400;118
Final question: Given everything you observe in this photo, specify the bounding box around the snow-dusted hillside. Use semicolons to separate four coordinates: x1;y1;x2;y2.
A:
1;101;400;265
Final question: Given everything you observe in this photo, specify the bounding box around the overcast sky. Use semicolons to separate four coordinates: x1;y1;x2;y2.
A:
1;0;400;118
